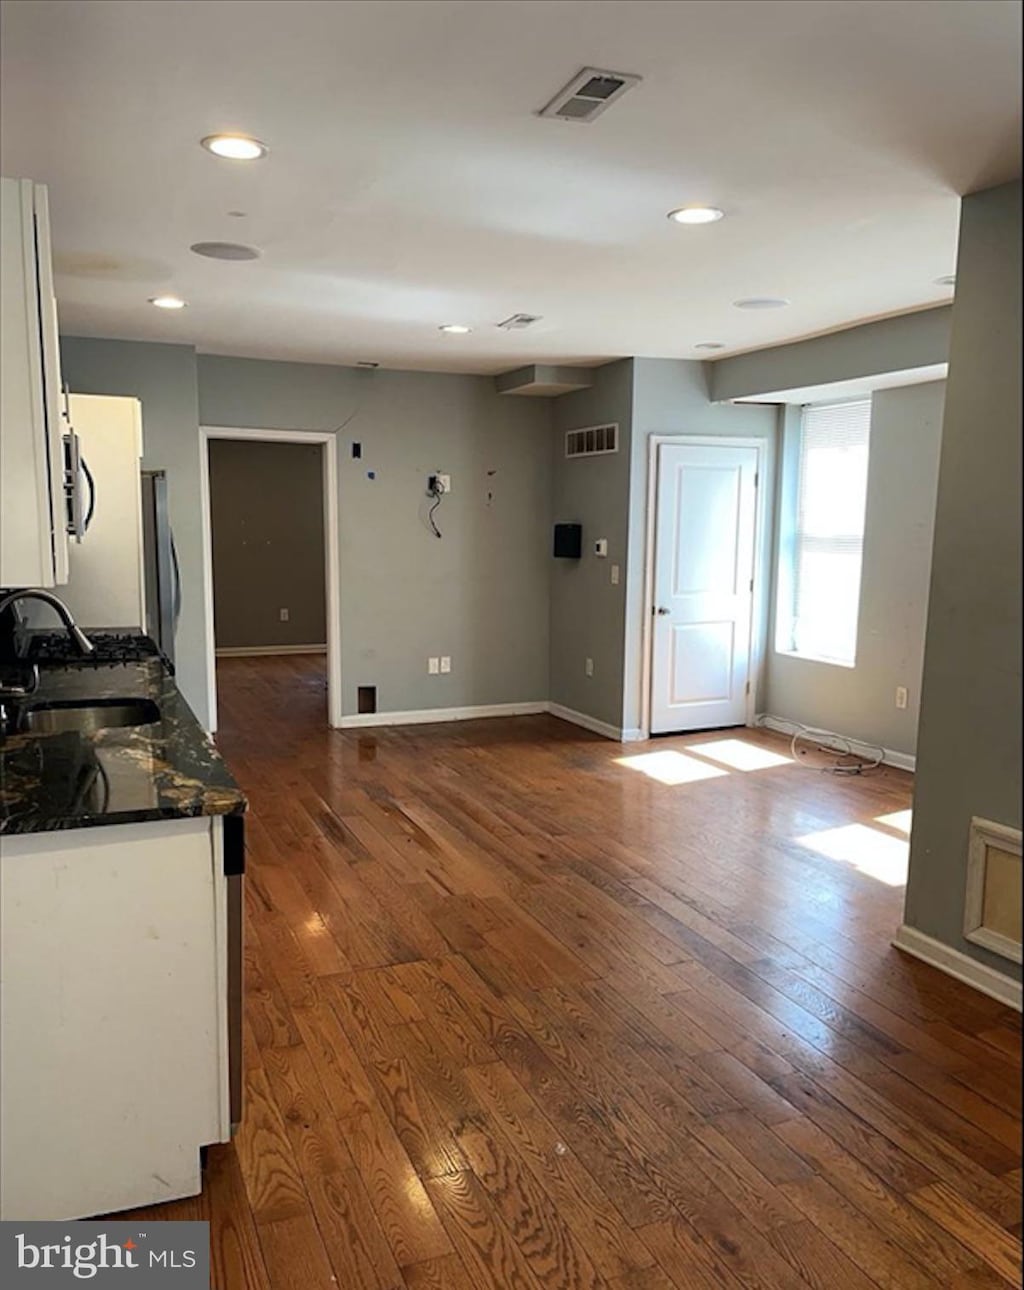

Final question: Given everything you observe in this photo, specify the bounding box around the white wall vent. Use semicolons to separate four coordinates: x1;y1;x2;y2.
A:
497;313;543;331
539;68;641;123
565;423;619;458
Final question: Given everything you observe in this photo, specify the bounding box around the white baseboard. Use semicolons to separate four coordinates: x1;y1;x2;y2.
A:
216;644;327;658
337;701;547;729
545;703;623;741
621;727;646;743
893;924;1022;1011
338;700;638;741
757;714;916;772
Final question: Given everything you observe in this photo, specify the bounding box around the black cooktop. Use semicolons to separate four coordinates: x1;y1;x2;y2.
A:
10;631;172;672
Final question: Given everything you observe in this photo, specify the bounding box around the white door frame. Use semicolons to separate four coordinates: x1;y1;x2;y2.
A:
640;434;767;740
199;426;342;732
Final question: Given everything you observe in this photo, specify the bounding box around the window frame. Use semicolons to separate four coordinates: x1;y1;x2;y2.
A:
774;397;872;669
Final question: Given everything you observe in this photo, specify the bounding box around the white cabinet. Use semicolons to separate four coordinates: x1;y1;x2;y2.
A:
0;177;69;588
0;817;234;1220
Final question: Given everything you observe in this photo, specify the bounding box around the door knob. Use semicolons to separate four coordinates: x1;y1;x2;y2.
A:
655;606;670;615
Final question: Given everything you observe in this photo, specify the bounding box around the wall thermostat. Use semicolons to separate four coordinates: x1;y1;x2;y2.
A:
594;538;608;557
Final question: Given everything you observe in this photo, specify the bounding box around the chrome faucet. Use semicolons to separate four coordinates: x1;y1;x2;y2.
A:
0;588;95;656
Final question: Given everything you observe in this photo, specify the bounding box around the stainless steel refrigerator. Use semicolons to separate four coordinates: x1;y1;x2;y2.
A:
140;470;180;665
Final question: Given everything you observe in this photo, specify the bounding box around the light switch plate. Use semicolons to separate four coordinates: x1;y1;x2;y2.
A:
428;657;440;674
440;656;451;673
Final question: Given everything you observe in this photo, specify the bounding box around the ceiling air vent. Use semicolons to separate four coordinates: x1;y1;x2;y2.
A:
539;67;641;123
566;423;619;458
497;313;543;331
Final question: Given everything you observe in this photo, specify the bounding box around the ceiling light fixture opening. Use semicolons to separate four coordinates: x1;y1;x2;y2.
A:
149;295;187;310
439;324;471;335
934;274;956;287
733;297;790;310
695;342;725;351
201;134;268;161
668;206;725;225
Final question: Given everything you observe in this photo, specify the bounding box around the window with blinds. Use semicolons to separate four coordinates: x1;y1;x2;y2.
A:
786;399;871;666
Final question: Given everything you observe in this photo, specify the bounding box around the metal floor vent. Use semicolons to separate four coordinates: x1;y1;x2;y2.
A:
497;313;543;330
539;68;641;123
566;423;619;458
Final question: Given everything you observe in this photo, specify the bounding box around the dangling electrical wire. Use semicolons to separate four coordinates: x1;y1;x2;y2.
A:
426;476;446;539
759;715;884;775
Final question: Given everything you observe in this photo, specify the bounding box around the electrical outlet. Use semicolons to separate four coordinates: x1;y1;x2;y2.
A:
279;608;289;622
610;564;620;585
895;685;908;710
428;657;440;674
585;657;594;677
440;656;451;673
437;474;451;494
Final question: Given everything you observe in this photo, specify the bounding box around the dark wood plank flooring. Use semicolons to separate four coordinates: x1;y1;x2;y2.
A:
123;653;1022;1288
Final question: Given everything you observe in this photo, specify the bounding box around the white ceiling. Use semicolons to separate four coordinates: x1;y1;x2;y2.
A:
1;0;1020;375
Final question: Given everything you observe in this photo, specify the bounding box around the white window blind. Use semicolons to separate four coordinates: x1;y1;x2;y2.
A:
789;399;871;665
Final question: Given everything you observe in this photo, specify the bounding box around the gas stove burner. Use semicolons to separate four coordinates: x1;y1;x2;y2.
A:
27;632;169;669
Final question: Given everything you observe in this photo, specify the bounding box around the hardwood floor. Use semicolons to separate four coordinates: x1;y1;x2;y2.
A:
127;654;1021;1287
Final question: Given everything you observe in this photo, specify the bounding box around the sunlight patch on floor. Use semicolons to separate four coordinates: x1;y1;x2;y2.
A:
615;750;728;786
876;808;913;835
690;738;793;772
796;822;909;886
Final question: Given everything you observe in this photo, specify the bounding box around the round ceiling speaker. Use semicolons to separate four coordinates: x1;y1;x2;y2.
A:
189;241;261;261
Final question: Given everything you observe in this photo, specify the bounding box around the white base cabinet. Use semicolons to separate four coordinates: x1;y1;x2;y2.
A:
0;817;233;1220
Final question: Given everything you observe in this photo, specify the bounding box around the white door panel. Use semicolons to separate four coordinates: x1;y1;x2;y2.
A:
670;621;735;704
651;443;758;733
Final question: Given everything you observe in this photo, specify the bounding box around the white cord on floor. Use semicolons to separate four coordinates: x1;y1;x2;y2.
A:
757;714;884;775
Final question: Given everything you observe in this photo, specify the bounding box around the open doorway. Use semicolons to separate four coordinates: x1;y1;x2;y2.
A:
199;427;341;732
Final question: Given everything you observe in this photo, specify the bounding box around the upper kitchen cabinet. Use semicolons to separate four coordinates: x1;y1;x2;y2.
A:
1;177;69;589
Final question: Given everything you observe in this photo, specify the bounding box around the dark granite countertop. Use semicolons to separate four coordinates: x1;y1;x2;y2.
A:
0;645;246;835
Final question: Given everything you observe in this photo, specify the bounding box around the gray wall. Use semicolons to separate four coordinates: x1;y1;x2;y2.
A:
549;360;634;728
197;356;552;716
765;380;945;756
904;180;1022;982
709;306;951;403
548;358;776;734
58;338;211;727
208;439;326;651
626;359;777;733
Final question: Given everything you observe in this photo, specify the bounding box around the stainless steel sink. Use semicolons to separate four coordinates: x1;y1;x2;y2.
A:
21;698;160;735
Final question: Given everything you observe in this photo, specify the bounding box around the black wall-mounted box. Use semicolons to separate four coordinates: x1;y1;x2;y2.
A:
553;523;582;559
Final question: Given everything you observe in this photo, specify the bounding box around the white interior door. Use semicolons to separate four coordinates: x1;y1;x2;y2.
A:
651;441;758;734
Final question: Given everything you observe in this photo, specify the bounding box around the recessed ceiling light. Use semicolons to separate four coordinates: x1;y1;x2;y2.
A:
934;274;956;287
149;295;187;309
201;134;268;161
733;297;790;310
695;342;725;351
190;241;261;261
668;206;725;225
439;324;472;335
